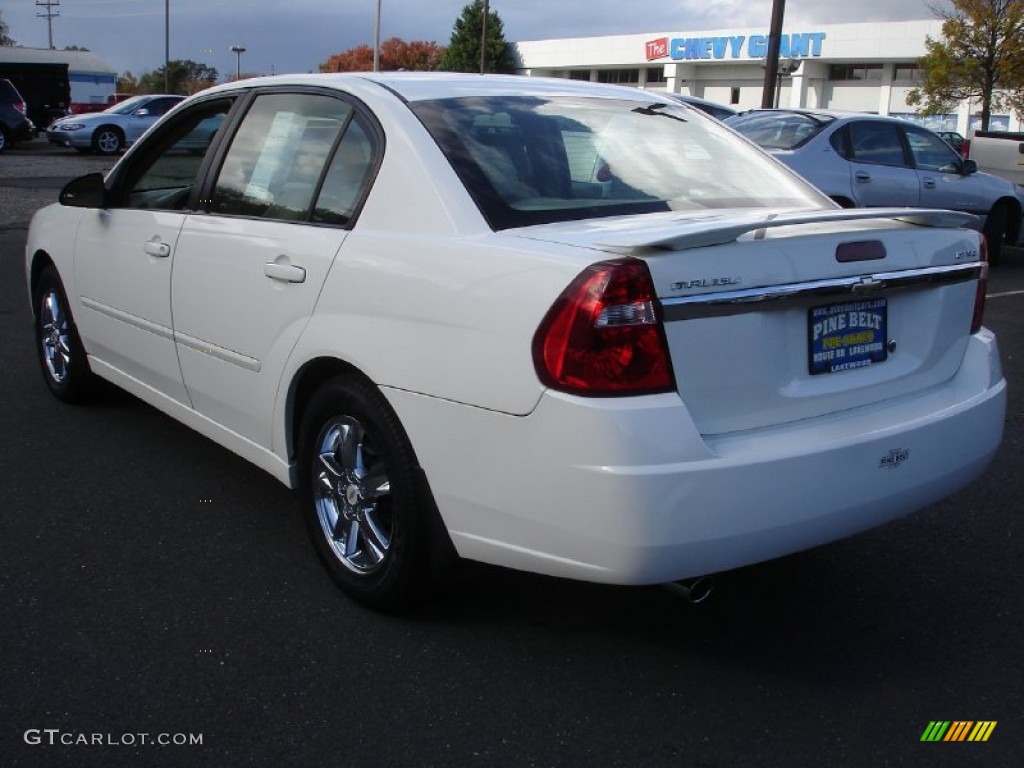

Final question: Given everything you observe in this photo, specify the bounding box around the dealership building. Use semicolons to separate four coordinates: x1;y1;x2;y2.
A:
513;20;1019;134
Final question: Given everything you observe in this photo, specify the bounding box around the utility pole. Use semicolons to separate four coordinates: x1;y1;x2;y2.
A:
35;0;60;50
760;0;785;108
480;0;489;74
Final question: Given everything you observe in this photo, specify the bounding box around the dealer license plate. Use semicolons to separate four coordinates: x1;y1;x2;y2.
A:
808;299;888;375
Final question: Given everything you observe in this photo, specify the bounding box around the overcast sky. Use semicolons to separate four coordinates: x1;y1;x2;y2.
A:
2;0;946;79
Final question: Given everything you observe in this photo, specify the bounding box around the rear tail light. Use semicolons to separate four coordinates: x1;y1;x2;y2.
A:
532;258;675;396
971;234;988;334
13;100;26;115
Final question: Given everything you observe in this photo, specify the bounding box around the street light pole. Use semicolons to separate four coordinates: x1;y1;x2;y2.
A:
230;46;247;81
164;0;170;92
480;0;489;74
373;0;382;72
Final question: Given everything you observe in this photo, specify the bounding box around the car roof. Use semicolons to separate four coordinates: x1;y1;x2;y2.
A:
198;72;679;104
730;108;934;128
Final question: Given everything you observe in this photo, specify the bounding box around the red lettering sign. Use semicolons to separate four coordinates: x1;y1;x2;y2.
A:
645;37;668;61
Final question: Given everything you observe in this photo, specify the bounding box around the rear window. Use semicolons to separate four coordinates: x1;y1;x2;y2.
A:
0;78;22;101
727;111;832;150
411;96;825;230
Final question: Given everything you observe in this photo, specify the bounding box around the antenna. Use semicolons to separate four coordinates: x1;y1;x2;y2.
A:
35;0;60;50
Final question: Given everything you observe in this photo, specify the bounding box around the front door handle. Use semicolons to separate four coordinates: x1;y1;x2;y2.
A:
144;239;170;258
922;177;936;189
264;261;306;283
854;171;871;183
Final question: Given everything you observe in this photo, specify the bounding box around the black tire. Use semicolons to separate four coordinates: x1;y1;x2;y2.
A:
34;266;96;402
299;375;431;611
91;125;124;155
0;127;9;154
984;203;1010;266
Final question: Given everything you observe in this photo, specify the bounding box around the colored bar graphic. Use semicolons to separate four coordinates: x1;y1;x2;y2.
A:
921;721;950;741
944;721;972;741
921;720;996;742
968;722;997;742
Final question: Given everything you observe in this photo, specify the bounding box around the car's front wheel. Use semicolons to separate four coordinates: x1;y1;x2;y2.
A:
92;126;124;155
34;266;96;402
299;375;430;611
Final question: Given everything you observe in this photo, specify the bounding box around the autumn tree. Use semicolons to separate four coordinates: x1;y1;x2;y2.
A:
137;60;218;95
0;10;16;46
320;38;445;73
438;0;515;74
907;0;1024;130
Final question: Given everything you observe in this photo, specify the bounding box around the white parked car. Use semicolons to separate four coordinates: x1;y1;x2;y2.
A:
26;74;1006;610
46;94;184;155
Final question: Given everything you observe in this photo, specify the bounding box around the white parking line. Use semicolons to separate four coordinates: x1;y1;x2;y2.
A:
987;289;1024;299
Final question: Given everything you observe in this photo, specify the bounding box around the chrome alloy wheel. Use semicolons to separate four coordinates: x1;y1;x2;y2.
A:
39;288;72;383
313;416;393;574
95;129;121;154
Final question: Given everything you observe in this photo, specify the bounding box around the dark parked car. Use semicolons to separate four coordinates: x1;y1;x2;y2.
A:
0;78;36;153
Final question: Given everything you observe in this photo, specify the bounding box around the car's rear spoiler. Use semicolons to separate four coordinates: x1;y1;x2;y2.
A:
592;208;978;252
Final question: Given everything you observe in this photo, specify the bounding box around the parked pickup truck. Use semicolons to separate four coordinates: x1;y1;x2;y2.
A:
971;131;1024;186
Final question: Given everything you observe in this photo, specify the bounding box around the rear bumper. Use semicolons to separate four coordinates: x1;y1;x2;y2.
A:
385;330;1005;585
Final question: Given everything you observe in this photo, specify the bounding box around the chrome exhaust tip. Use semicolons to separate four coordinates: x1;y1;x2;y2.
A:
663;576;714;604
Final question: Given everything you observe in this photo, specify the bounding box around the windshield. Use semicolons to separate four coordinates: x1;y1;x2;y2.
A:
726;111;833;150
107;96;152;115
412;96;826;230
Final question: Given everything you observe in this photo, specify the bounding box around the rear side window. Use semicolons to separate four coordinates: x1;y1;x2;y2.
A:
211;93;352;221
312;115;377;226
0;79;21;101
848;122;907;167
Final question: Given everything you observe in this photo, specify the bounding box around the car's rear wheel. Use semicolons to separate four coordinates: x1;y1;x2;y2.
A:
0;127;9;154
984;202;1010;265
34;266;96;402
299;375;430;611
92;126;124;155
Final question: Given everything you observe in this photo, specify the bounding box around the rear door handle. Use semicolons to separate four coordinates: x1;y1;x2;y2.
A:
263;261;306;283
144;239;170;258
854;171;871;183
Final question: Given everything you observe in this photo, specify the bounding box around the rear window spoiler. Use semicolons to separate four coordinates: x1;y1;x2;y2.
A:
592;208;978;252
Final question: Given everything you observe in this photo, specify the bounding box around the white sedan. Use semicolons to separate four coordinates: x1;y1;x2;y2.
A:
26;74;1005;610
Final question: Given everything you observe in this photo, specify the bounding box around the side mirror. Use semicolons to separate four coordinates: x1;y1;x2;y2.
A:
134;108;151;116
962;159;978;176
59;173;107;208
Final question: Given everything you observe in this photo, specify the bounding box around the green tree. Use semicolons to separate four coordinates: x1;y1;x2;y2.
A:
137;60;218;95
1;10;16;46
907;0;1024;130
438;1;514;74
117;71;139;94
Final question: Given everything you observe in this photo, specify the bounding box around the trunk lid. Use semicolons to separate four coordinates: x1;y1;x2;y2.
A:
511;208;985;434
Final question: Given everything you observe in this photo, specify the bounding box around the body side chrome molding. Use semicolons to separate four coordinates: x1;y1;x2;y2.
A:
661;262;983;321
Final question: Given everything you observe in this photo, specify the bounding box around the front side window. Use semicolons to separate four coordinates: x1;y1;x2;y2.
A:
413;96;826;230
117;99;233;210
848;121;906;167
211;93;353;221
904;126;961;172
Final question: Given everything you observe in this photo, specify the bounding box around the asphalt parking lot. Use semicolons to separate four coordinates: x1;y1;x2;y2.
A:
1;138;1022;767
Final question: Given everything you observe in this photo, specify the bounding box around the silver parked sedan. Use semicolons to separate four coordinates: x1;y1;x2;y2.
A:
726;109;1023;262
46;94;184;155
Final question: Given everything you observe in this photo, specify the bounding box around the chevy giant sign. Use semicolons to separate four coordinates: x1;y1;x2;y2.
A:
646;33;826;61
